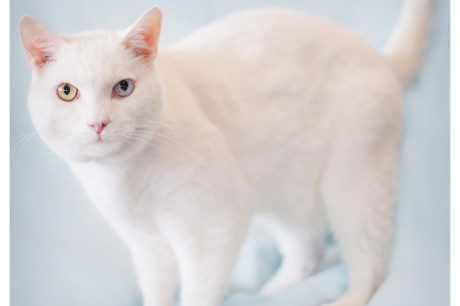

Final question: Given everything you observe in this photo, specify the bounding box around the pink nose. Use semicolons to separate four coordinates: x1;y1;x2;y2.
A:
88;121;109;134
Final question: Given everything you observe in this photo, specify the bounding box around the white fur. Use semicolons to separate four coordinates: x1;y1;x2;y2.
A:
19;1;432;305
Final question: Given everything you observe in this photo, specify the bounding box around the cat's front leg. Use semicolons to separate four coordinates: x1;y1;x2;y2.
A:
163;214;250;306
176;231;247;306
119;229;178;306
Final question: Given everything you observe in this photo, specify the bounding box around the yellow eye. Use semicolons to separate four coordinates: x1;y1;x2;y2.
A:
57;83;78;101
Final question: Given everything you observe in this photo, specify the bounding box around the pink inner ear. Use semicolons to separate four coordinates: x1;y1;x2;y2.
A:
28;41;53;67
124;28;157;59
123;8;162;60
20;17;59;69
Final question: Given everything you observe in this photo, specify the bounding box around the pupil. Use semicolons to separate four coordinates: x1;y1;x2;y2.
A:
63;84;71;95
119;80;129;91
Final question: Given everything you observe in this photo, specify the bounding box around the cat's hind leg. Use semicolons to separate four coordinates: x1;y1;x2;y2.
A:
259;220;325;296
320;130;398;306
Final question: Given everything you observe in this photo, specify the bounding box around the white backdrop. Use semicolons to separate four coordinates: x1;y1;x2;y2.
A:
11;1;449;305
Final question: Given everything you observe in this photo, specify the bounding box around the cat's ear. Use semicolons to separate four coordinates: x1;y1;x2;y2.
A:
19;16;61;70
123;7;162;61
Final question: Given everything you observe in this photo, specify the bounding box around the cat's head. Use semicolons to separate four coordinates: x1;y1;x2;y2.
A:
19;8;164;162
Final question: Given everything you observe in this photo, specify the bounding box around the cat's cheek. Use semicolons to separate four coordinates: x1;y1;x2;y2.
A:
29;120;85;162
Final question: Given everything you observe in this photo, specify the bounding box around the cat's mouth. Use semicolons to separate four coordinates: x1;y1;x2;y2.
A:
76;134;125;159
85;135;104;144
94;136;116;146
92;132;114;143
74;130;147;160
81;134;115;146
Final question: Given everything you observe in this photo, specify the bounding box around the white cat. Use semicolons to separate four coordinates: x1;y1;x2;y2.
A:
19;1;432;305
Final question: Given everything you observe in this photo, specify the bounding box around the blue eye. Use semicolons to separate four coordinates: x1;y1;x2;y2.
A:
113;79;134;97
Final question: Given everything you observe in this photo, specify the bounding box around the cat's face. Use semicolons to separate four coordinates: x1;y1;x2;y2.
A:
20;8;163;162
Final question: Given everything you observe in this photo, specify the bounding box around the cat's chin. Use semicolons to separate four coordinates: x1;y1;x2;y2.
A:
55;140;126;163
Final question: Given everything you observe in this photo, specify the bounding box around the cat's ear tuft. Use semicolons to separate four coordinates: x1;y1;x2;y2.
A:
19;16;61;70
123;7;162;61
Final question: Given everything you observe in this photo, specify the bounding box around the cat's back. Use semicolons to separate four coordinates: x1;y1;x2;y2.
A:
172;8;379;61
159;8;397;130
164;7;395;113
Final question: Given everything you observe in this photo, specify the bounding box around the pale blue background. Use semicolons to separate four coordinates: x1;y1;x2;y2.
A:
10;0;450;305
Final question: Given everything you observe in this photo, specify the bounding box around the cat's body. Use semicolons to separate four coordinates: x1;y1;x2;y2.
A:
19;1;432;306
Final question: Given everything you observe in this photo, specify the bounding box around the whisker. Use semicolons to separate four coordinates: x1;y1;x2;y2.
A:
123;135;189;156
11;131;39;156
129;132;194;156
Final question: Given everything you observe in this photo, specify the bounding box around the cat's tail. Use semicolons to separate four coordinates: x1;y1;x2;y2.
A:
383;0;433;86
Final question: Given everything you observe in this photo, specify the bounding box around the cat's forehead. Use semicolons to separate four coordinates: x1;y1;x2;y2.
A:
66;29;123;51
54;30;136;83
